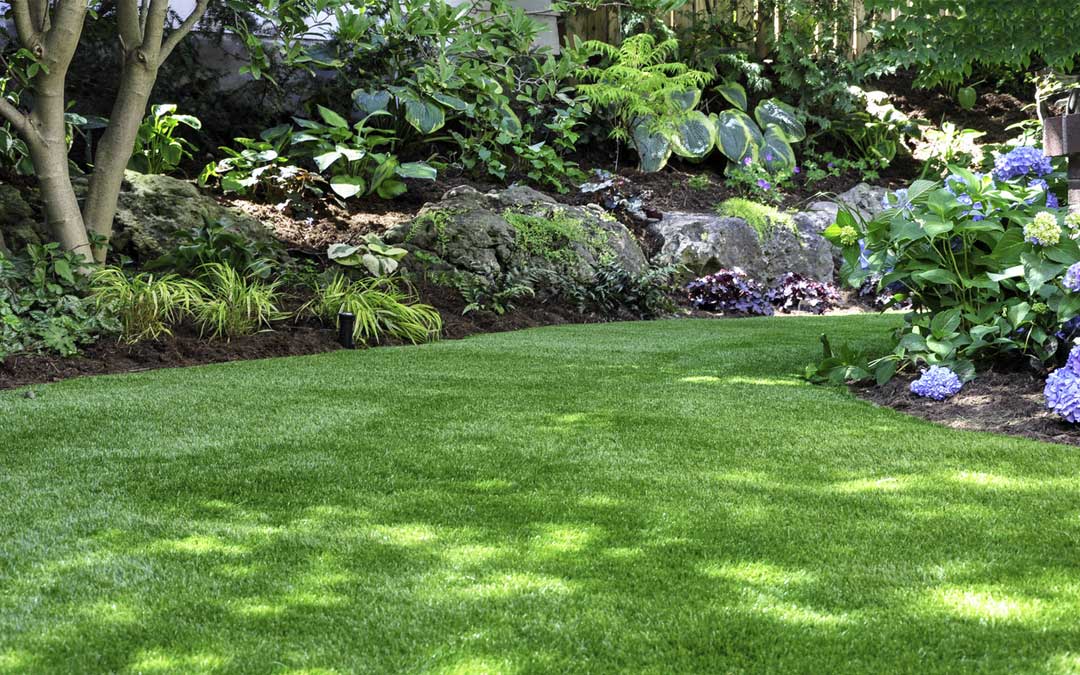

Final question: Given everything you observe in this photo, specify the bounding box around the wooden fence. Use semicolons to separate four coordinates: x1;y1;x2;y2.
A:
562;0;892;57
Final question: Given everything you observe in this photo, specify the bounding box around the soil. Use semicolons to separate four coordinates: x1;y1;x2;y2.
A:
871;69;1033;143
854;369;1080;447
0;279;596;391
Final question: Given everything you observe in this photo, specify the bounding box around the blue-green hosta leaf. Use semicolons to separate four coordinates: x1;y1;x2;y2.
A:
632;122;673;173
669;111;716;159
395;162;437;180
670;89;702;112
715;110;763;164
403;97;445;135
716;80;747;111
329;175;366;199
761;125;795;172
754;99;806;143
327;243;362;263
352;89;391;114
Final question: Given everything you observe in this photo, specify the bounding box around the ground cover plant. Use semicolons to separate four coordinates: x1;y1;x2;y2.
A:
6;317;1080;672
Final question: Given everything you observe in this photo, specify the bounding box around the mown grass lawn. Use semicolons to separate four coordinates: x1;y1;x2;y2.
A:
3;315;1080;674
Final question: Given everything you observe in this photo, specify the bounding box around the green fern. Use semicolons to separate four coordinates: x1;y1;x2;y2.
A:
577;34;713;144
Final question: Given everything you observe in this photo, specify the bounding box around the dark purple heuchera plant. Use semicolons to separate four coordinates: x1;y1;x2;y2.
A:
765;273;841;314
686;268;774;316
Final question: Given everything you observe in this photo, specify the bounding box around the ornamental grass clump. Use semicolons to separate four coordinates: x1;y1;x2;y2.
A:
685;268;772;316
1045;344;1080;423
910;365;963;400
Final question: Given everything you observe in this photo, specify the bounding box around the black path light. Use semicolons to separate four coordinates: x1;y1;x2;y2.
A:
338;311;356;349
1043;90;1080;212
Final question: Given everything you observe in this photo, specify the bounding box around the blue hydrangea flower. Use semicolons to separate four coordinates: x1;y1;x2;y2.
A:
993;146;1053;182
910;366;963;400
1045;347;1080;423
1056;316;1080;340
1064;263;1080;293
1026;178;1061;208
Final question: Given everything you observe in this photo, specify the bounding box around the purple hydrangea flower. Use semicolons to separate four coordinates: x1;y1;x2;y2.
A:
993;146;1053;182
757;179;771;191
1065;263;1080;293
743;156;753;167
1045;349;1080;423
910;365;963;400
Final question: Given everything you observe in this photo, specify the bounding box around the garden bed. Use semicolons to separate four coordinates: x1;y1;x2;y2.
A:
0;281;594;391
854;370;1080;447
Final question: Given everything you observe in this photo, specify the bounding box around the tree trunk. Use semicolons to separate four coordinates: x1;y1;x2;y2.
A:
83;54;160;263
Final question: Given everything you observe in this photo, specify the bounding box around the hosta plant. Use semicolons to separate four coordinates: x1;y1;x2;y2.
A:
823;164;1076;384
327;235;409;277
128;104;202;175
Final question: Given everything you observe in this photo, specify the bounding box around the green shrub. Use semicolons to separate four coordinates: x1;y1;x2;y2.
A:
128;104;202;175
823;168;1074;382
0;244;115;358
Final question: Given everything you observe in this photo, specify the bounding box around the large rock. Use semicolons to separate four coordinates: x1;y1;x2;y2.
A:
651;184;889;283
109;171;277;262
385;185;648;284
0;185;48;253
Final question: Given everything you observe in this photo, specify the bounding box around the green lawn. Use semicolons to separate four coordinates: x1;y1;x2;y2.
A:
3;315;1080;674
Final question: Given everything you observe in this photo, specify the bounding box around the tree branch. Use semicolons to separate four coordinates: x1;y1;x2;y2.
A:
141;0;170;52
0;97;30;137
116;0;143;51
159;0;210;61
9;0;40;49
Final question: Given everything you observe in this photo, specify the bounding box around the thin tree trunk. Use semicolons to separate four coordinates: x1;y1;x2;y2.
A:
83;58;159;263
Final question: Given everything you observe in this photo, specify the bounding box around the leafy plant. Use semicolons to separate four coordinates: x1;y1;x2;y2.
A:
200;125;321;200
559;259;680;318
193;263;287;339
766;273;840;314
823;165;1075;379
307;274;442;345
128;104;202;175
685;268;773;316
445;269;537;316
292;106;437;200
91;267;205;343
0;244;115;358
577;33;714;171
327;235;409;277
146;217;283;280
828;88;920;170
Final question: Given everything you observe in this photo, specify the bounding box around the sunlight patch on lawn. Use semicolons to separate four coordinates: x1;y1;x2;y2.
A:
1045;652;1080;674
434;655;521;675
156;535;248;557
531;524;598;554
129;648;227;673
443;572;575;600
831;476;914;493
932;587;1043;623
371;523;439;546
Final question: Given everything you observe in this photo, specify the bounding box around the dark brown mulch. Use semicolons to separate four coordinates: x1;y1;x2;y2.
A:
0;279;597;391
853;369;1080;447
871;70;1033;144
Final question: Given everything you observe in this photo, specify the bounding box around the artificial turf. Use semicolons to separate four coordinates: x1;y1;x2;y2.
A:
3;315;1080;674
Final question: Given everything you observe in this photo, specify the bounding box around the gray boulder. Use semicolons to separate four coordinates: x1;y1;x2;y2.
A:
385;185;648;284
109;171;277;262
651;184;889;283
0;185;49;253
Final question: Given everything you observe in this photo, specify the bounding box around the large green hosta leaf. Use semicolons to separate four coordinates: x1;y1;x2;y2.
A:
670;89;702;112
632;121;673;173
761;125;796;172
754;99;806;143
352;89;391;115
402;96;445;135
669;111;716;158
715;110;763;164
716;80;747;112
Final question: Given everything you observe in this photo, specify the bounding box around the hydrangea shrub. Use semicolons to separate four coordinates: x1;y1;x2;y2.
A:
1045;344;1080;423
823;147;1080;382
685;268;773;316
910;365;963;400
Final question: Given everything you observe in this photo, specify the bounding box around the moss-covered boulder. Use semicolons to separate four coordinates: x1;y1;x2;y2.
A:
0;185;48;253
110;171;277;262
385;185;648;286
